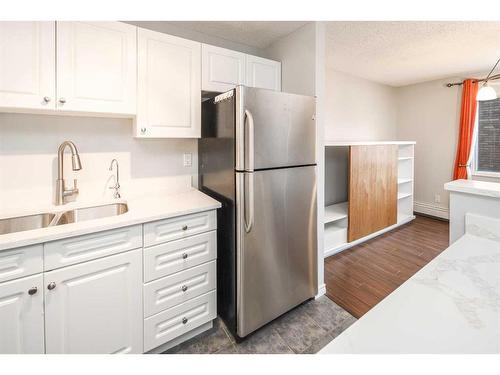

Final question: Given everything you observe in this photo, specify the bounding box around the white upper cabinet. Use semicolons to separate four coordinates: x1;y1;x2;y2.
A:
202;44;246;92
136;28;201;138
56;22;137;115
0;274;45;354
246;55;281;91
44;250;143;354
0;22;55;110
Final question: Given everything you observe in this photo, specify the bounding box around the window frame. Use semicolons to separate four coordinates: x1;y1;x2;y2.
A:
471;83;500;178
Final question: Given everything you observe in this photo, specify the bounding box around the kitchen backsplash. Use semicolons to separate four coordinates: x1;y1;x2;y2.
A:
0;113;197;213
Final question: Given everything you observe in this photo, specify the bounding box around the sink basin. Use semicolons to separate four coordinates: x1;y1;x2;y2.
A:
55;203;128;225
0;203;128;235
0;213;56;235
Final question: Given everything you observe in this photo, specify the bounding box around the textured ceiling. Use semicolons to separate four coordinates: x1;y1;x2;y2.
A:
326;21;500;87
167;21;309;49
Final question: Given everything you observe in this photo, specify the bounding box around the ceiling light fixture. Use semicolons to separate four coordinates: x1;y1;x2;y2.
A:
477;57;500;101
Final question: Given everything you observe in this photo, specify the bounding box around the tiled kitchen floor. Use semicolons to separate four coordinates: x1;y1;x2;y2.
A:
163;296;356;354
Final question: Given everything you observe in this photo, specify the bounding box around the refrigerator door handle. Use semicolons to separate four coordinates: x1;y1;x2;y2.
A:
244;109;255;172
244;172;254;233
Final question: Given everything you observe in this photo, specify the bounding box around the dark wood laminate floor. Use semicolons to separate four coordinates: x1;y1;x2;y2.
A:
325;215;449;318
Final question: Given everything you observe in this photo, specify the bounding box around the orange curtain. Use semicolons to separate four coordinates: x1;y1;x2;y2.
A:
453;79;479;180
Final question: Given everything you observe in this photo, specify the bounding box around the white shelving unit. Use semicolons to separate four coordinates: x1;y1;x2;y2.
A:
397;143;415;224
323;141;416;258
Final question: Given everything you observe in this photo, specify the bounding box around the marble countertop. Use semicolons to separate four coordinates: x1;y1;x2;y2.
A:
0;189;221;251
320;214;500;354
445;179;500;198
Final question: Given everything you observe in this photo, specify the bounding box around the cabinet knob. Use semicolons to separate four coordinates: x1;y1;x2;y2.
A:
182;225;188;231
28;287;38;295
47;282;56;290
181;285;188;292
43;96;51;103
58;98;66;104
140;128;146;134
182;317;188;325
182;253;188;259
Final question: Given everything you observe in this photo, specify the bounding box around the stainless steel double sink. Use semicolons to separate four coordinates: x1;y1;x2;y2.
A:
0;203;128;235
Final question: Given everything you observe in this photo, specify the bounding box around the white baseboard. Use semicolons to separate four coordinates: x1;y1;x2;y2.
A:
414;201;449;220
316;283;326;298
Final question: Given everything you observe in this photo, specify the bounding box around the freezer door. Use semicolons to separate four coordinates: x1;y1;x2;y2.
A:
235;86;316;171
236;166;317;337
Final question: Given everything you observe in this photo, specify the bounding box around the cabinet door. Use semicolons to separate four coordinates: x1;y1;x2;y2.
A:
348;145;398;242
56;21;137;115
136;28;201;138
246;55;281;91
0;274;44;354
0;21;55;110
44;249;142;354
202;44;245;92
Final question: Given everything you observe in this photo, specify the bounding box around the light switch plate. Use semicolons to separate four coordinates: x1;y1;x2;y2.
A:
183;153;192;167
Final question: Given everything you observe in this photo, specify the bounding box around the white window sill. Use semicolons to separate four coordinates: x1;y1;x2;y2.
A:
472;171;500;179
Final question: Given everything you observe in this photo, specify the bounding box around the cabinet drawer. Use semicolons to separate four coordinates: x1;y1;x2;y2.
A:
144;210;216;247
143;290;216;352
144;260;216;317
0;245;43;283
144;231;216;282
44;225;142;270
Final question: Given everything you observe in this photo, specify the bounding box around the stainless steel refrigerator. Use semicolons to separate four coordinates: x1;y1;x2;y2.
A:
199;86;317;338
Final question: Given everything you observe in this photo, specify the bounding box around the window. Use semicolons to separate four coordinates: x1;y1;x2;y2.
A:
473;97;500;177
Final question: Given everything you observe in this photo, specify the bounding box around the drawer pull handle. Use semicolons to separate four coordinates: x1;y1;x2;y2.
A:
182;225;188;231
182;317;188;325
28;287;38;295
181;285;188;292
47;282;56;290
182;253;188;259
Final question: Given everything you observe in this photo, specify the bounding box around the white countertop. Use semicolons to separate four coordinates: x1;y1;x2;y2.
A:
0;189;221;251
320;217;500;353
325;141;415;147
445;179;500;198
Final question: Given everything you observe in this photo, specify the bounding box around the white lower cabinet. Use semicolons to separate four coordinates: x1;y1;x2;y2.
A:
143;290;216;352
0;209;217;354
0;274;45;354
44;249;143;354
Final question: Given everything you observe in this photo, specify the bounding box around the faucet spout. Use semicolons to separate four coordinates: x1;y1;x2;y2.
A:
56;141;82;205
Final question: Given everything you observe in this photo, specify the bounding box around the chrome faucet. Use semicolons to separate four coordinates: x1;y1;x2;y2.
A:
109;159;121;199
56;141;82;205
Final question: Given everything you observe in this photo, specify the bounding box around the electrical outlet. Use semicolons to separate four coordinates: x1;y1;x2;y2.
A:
183;153;192;167
434;194;441;203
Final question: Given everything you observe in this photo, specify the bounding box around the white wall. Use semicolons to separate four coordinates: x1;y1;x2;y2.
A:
395;78;462;218
264;22;317;97
0;113;197;213
324;69;398;142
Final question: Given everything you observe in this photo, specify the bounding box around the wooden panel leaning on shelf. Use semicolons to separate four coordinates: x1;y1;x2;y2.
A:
348;145;398;242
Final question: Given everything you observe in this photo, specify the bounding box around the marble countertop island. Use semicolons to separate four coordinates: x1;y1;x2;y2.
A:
320;213;500;354
0;189;221;251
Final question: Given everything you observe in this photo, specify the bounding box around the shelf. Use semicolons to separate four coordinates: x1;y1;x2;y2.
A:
398;192;413;200
398;178;413;184
398;156;413;161
324;223;348;251
324;202;348;224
